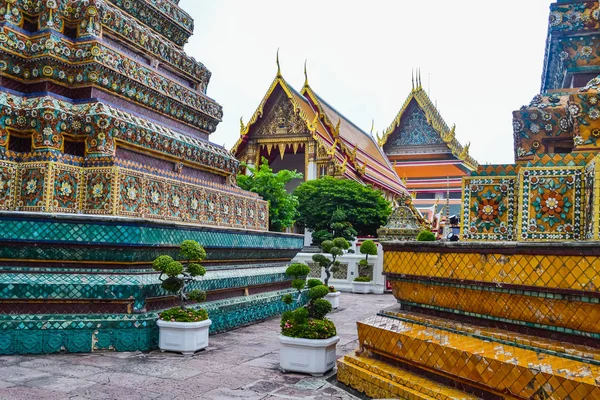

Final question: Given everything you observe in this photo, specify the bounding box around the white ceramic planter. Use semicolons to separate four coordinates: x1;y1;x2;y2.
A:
279;335;340;376
352;281;371;294
324;291;340;309
157;318;212;356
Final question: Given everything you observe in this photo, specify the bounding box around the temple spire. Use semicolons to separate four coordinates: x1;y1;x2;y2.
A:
303;59;309;88
276;48;281;77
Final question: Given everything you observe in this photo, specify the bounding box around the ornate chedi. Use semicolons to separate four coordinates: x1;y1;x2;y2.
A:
232;59;409;201
0;0;304;354
377;72;478;230
338;1;600;399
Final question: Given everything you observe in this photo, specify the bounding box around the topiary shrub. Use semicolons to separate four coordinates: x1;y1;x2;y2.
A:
154;240;208;322
311;237;350;287
417;230;436;241
280;262;337;340
353;276;372;283
307;279;323;288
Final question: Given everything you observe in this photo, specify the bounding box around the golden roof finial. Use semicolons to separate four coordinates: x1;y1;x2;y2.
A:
276;48;281;77
417;68;421;89
303;59;308;87
370;119;375;135
240;116;245;134
411;69;415;90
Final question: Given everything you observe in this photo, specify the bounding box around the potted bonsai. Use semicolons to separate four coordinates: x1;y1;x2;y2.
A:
279;263;339;376
352;240;377;294
311;237;350;309
154;240;210;356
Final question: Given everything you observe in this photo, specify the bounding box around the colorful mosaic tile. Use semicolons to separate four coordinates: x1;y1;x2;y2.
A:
391;279;600;336
461;176;517;241
384;249;600;293
0;289;307;354
0;159;269;232
338;353;478;400
357;312;600;400
520;167;584;241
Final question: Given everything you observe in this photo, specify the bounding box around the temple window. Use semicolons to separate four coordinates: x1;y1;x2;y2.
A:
63;24;78;40
21;17;38;33
544;139;573;154
8;134;32;153
569;72;599;89
63;138;85;157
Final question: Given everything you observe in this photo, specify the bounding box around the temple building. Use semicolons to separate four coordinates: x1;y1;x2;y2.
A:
376;74;478;227
0;0;303;354
338;1;600;398
232;60;409;202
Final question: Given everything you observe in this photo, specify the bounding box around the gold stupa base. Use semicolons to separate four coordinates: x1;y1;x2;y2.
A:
338;310;600;399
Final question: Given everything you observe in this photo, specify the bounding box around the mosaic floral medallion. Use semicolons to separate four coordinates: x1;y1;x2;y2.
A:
462;177;517;241
52;165;81;213
520;167;583;240
18;165;47;211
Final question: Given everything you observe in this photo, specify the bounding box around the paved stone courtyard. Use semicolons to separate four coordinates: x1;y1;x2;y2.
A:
0;293;397;400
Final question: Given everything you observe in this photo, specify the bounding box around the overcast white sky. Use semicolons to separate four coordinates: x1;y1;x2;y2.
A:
181;0;554;165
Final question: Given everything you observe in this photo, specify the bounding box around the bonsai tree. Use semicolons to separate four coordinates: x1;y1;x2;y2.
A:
417;230;436;241
153;240;209;322
281;264;336;339
311;237;350;287
355;239;377;282
311;208;357;245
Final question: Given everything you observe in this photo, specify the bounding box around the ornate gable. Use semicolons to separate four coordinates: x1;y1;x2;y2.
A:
385;99;445;148
253;91;308;137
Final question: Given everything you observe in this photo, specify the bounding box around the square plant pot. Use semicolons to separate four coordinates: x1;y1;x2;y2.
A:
324;291;340;309
352;281;371;294
279;334;340;376
157;319;212;356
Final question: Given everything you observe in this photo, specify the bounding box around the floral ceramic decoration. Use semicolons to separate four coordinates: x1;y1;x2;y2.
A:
53;167;79;212
521;168;583;240
19;166;46;210
462;177;516;241
84;169;112;213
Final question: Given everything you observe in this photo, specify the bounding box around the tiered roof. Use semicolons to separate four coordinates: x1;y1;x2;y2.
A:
377;79;478;171
233;64;408;197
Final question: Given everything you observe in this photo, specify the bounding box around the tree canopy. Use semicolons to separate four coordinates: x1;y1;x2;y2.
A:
294;177;392;236
237;157;303;231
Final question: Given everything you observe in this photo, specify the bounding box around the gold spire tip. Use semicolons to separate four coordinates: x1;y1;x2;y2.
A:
276;48;281;77
303;59;308;87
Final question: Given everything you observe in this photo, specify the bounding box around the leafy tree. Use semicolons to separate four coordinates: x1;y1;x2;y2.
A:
237;157;303;231
294;177;392;236
312;237;350;286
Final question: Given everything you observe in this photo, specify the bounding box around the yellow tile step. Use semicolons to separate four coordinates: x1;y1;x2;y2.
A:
378;309;600;362
357;311;600;399
338;352;481;400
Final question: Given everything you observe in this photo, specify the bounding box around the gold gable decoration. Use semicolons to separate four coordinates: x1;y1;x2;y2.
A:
378;74;478;170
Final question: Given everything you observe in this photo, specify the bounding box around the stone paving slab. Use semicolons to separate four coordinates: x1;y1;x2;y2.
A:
0;293;396;400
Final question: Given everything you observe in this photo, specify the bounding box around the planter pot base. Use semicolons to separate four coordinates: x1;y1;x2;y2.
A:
157;319;212;356
352;281;372;294
279;335;340;376
324;291;340;309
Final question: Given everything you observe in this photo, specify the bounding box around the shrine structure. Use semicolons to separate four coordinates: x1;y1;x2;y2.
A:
377;74;478;228
0;0;303;354
338;1;600;398
232;59;409;201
